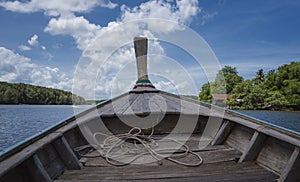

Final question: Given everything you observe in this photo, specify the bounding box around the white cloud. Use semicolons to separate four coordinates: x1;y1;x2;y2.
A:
200;11;218;25
59;0;201;98
120;0;199;23
1;0;204;98
28;34;39;47
0;0;117;16
119;0;200;32
18;45;31;51
44;0;200;51
20;34;47;51
176;0;200;23
0;47;72;90
44;15;101;50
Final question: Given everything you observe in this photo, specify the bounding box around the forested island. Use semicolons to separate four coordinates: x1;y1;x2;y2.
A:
0;82;86;105
199;62;300;110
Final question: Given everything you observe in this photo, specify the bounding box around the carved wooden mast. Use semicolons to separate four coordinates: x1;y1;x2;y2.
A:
133;37;155;88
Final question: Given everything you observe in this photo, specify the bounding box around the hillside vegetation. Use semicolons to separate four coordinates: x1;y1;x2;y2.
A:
0;82;85;105
198;62;300;110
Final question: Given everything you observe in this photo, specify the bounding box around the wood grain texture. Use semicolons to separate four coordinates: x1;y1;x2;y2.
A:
28;154;52;182
212;120;235;145
63;127;88;156
81;145;239;167
279;147;300;182
239;131;267;162
224;113;300;148
225;124;254;153
57;161;277;181
55;171;277;182
257;137;294;174
37;143;65;179
53;136;82;170
56;140;278;181
0;132;62;178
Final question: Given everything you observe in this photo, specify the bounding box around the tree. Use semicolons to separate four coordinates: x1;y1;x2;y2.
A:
282;79;300;105
247;85;268;109
253;69;265;85
264;69;277;90
3;88;20;104
226;80;253;109
264;91;289;108
212;66;243;94
0;82;86;105
200;61;299;110
198;66;243;103
198;82;212;103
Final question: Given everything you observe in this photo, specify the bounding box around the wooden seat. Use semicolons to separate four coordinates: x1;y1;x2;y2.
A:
56;139;278;181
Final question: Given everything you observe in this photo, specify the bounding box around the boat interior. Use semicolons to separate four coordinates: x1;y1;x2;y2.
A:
0;88;299;181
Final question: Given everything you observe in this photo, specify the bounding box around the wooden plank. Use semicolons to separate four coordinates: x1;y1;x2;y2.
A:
2;154;54;182
53;121;77;134
82;146;240;167
257;137;294;174
98;103;116;115
224;114;261;132
143;93;162;113
58;161;277;181
63;127;88;152
74;109;100;125
159;94;182;113
224;113;300;148
0;166;29;182
162;93;203;115
53;136;82;170
98;94;136;116
0;132;62;178
211;120;234;145
56;170;277;182
225;124;254;153
142;93;152;114
260;128;300;148
100;93;139;116
24;154;52;182
239;131;267;162
161;93;202;115
280;147;300;182
37;143;65;179
172;93;212;117
114;94;135;115
123;94;144;115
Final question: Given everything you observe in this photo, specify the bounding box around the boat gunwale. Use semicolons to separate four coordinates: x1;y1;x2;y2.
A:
179;93;300;137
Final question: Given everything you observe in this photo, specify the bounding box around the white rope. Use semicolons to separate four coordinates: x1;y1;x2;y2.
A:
74;127;203;167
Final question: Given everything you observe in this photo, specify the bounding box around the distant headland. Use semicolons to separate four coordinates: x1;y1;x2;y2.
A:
0;82;85;105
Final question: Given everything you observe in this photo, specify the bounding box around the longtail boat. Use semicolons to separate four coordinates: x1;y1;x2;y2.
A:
0;37;299;182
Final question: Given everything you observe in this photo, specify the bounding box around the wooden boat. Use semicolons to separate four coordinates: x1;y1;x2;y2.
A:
0;37;299;182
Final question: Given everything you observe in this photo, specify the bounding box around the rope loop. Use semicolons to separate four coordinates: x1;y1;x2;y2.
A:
75;127;203;167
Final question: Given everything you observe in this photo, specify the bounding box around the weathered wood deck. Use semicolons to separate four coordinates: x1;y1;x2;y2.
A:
56;134;278;182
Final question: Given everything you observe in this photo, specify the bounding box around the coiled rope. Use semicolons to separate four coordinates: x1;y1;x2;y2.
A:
75;127;203;167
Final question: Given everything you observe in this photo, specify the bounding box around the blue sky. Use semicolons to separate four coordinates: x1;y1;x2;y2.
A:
0;0;299;99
